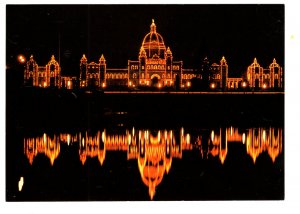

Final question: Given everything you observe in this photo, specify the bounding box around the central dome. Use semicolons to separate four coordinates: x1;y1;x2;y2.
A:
141;19;166;59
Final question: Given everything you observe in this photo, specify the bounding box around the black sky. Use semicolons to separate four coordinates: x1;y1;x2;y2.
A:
6;4;284;77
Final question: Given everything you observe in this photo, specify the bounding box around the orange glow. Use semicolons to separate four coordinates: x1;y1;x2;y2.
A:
24;20;283;91
43;81;47;88
23;127;282;199
24;134;60;166
196;127;282;164
263;83;267;89
18;55;26;63
102;82;106;88
67;134;71;146
246;128;282;163
210;83;216;89
158;83;162;88
24;128;192;199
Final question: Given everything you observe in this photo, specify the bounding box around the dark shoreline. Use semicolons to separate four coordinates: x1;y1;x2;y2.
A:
6;87;284;131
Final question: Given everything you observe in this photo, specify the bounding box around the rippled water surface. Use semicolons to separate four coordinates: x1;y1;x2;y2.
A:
6;125;283;201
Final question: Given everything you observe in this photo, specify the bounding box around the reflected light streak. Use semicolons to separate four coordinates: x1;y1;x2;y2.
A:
211;130;215;142
242;133;246;144
67;134;70;146
18;177;24;192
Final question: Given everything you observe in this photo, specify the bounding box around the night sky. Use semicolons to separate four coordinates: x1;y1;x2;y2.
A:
6;4;284;77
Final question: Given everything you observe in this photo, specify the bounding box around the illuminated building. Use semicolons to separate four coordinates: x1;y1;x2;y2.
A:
246;58;283;89
127;19;183;88
23;20;283;91
205;56;229;90
80;54;107;88
78;19;183;89
24;55;61;88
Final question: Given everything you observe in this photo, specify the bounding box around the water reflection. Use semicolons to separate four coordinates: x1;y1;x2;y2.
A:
23;126;282;199
18;177;24;192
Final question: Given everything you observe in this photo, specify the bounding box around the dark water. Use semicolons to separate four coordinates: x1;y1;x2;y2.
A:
6;125;283;201
6;89;284;201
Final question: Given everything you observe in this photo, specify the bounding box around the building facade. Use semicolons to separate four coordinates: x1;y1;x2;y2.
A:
127;19;183;88
24;20;284;91
246;58;283;90
24;55;61;88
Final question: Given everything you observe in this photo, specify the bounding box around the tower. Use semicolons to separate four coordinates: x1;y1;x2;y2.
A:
201;57;210;88
247;58;263;89
24;55;38;86
139;47;147;83
99;54;106;88
80;54;88;88
269;58;283;89
46;55;60;88
165;47;173;85
220;56;228;90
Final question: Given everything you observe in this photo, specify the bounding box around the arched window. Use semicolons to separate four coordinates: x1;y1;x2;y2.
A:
133;73;137;78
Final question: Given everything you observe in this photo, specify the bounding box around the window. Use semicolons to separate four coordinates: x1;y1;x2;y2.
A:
255;67;259;74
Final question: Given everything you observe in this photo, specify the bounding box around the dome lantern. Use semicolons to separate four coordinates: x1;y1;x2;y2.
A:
150;19;156;33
